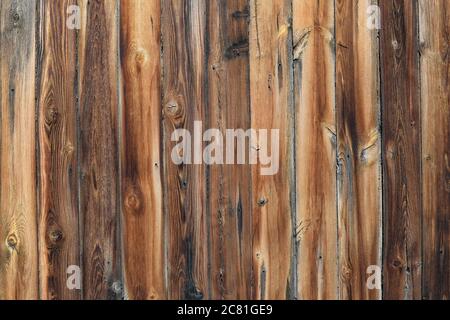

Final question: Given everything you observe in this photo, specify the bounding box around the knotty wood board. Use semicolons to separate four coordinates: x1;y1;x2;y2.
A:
0;0;448;300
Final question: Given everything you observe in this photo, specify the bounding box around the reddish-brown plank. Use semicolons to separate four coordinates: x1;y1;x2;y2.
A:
120;0;166;300
37;0;80;300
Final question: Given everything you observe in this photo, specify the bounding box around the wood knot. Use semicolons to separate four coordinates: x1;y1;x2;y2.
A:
45;107;59;125
257;198;268;207
49;229;64;244
10;8;22;27
6;234;18;249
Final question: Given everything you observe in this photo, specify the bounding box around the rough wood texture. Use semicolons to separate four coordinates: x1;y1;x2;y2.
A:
120;0;166;300
1;0;450;301
0;0;38;300
380;0;422;300
78;0;122;299
336;0;382;300
419;0;450;300
161;0;209;300
208;0;252;300
37;0;80;300
293;0;338;300
249;0;294;300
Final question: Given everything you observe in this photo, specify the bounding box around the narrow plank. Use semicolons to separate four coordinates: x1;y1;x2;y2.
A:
161;0;209;300
292;0;338;299
37;0;80;300
336;0;382;300
420;0;450;300
207;0;252;300
78;0;122;299
380;0;422;300
249;0;294;299
120;0;166;300
0;0;38;300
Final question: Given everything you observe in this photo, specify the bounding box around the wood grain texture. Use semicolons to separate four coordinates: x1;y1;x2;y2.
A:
0;0;38;300
419;0;450;300
293;0;338;300
207;0;252;300
37;0;80;300
380;0;422;300
249;0;294;300
336;0;382;300
120;0;166;300
78;0;122;299
1;0;450;301
161;0;209;300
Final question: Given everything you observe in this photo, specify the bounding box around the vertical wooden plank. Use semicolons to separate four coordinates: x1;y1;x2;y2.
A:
120;0;166;300
380;0;422;300
207;0;252;300
0;0;38;300
161;0;209;300
37;0;80;300
292;0;337;300
249;0;294;299
78;0;122;299
336;0;382;300
420;0;450;300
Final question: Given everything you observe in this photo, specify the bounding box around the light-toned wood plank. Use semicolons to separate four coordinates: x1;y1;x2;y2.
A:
37;0;80;300
120;0;166;300
0;0;38;300
336;0;382;300
293;0;338;300
249;0;294;300
419;0;450;300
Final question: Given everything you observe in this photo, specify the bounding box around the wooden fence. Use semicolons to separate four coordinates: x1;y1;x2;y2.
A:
0;0;448;300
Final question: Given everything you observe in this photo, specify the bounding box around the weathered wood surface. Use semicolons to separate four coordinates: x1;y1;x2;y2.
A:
0;0;449;300
336;0;382;300
0;0;38;300
380;0;422;300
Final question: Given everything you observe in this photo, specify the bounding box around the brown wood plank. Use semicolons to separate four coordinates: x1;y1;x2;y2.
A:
380;0;422;300
161;0;209;300
37;0;80;300
292;0;338;300
207;0;252;300
336;0;382;300
249;0;294;300
120;0;166;300
419;0;450;300
0;0;39;300
78;0;122;299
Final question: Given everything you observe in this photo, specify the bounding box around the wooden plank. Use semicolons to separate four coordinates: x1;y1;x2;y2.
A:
419;0;450;300
37;0;80;300
161;0;209;300
380;0;422;300
249;0;294;299
78;0;122;299
0;0;38;300
120;0;166;300
292;0;337;300
207;0;252;300
336;0;382;300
